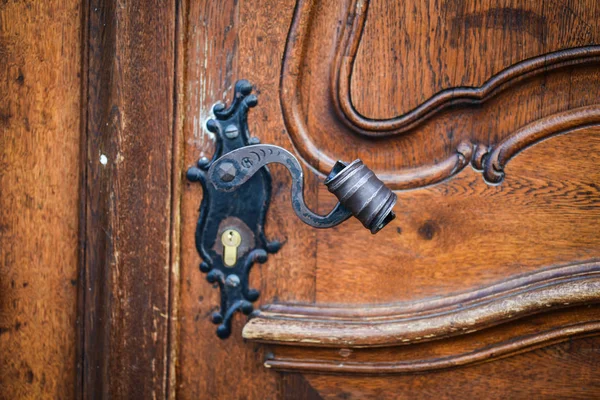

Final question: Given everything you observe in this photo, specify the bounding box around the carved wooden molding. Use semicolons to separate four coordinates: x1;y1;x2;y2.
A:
332;0;600;136
262;320;600;373
280;0;600;189
480;106;600;183
243;261;600;347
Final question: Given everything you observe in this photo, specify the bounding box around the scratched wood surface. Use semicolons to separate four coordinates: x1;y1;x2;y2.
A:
81;1;177;398
0;1;82;398
177;0;319;398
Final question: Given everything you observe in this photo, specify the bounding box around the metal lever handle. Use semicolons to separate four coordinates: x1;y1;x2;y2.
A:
208;144;396;234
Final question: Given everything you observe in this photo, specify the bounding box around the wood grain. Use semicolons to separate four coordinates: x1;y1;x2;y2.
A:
167;0;186;398
176;0;600;397
260;305;600;374
280;373;323;400
351;0;600;119
303;335;600;398
82;1;176;398
287;129;600;309
177;0;316;399
244;262;600;347
0;1;82;398
280;0;600;188
482;105;600;183
4;0;599;397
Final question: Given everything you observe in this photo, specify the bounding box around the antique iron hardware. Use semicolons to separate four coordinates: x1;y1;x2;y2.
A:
187;80;396;338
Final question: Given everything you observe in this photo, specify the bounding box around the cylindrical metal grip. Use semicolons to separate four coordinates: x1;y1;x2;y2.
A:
325;160;397;234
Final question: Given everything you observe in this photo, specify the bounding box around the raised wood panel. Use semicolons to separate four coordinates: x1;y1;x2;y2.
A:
244;127;600;369
0;1;82;398
352;0;600;118
281;0;600;188
244;263;600;347
177;0;600;396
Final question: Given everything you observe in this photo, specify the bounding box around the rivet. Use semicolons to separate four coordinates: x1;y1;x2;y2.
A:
217;162;237;182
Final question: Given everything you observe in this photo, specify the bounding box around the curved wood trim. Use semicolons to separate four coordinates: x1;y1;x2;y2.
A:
264;322;600;373
332;0;600;135
482;105;600;183
368;141;473;189
243;261;600;347
253;262;600;319
280;0;600;188
280;0;337;172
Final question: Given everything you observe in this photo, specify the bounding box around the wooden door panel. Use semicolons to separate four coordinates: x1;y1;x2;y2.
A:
81;1;178;398
1;0;598;398
178;0;304;398
178;0;600;397
307;127;600;305
0;0;589;398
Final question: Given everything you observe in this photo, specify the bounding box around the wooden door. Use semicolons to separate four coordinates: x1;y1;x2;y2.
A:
2;0;600;399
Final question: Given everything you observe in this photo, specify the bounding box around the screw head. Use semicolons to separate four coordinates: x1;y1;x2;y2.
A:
217;162;237;182
225;274;240;288
224;125;239;139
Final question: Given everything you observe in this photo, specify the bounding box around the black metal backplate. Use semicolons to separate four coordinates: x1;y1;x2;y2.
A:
186;80;281;339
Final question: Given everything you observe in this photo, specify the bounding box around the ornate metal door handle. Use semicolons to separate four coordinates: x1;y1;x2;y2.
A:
187;80;396;338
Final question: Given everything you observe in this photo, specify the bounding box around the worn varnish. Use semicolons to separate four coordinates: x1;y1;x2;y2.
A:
0;1;82;398
81;1;176;398
177;0;319;398
1;0;600;398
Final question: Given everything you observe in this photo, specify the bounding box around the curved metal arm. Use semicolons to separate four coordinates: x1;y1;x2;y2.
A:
208;144;397;233
208;144;352;228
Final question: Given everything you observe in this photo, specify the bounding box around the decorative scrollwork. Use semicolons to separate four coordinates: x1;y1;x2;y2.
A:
187;80;281;339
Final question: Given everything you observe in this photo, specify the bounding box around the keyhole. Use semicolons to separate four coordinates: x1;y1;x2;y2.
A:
221;229;241;267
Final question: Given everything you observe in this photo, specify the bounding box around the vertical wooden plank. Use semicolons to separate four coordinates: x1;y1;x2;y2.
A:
178;0;317;398
0;1;82;398
82;1;176;398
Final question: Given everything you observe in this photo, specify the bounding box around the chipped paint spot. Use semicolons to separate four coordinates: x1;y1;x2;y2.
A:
100;154;108;165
